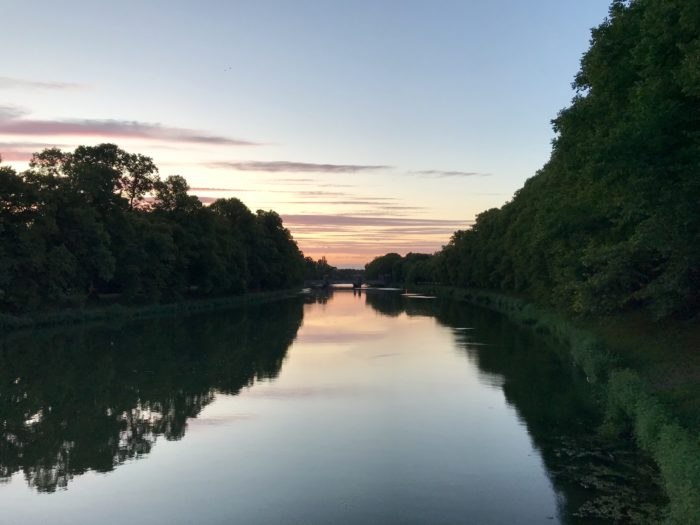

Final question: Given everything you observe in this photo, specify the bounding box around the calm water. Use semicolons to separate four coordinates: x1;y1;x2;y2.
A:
0;289;664;524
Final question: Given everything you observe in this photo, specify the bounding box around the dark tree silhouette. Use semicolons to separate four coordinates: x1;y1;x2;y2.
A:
0;144;305;312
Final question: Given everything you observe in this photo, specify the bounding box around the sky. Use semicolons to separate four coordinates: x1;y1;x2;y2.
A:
0;0;612;267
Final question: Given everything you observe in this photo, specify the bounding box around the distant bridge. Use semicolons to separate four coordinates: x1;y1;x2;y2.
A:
304;278;387;289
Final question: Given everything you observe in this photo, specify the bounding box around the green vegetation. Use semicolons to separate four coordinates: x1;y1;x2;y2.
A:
0;144;304;314
366;291;668;522
401;0;700;321
366;2;700;521
364;252;434;285
304;255;364;283
0;289;299;331
416;286;699;524
304;256;337;281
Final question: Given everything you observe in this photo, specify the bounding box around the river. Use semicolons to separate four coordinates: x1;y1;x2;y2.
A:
0;288;665;524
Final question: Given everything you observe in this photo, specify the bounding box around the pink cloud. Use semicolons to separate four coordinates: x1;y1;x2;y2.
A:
0;76;82;90
0;109;258;146
410;169;491;178
0;149;32;162
209;161;390;173
0;141;71;162
192;196;218;204
280;213;470;265
281;214;468;228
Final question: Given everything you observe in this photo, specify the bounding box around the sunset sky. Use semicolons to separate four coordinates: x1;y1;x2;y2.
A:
1;0;610;267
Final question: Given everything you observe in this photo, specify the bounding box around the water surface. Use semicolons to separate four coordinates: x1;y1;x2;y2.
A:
0;290;663;523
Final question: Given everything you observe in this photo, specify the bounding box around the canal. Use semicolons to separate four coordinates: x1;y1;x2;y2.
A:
0;289;664;523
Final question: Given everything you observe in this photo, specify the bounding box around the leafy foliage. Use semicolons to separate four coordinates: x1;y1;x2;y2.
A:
303;256;336;280
0;144;304;312
430;0;700;319
364;252;435;285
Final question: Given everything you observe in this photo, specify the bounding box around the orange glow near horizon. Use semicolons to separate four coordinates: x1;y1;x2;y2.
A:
1;141;489;268
0;2;611;268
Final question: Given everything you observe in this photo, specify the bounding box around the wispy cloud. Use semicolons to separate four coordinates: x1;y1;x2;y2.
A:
282;214;467;228
0;105;27;120
189;187;252;192
260;178;356;188
282;214;469;258
0;140;70;162
0;76;82;90
189;188;360;198
209;161;390;173
280;201;425;209
377;204;427;211
0;109;258;146
411;170;490;178
0;141;69;149
266;178;317;183
293;190;350;197
281;212;471;265
341;209;423;218
0;150;31;162
297;241;445;257
195;196;218;204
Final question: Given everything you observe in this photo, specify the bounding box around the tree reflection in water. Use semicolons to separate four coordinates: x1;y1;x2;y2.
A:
364;291;666;523
0;298;303;492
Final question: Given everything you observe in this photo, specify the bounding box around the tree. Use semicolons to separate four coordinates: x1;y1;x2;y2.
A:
430;0;700;319
0;145;305;313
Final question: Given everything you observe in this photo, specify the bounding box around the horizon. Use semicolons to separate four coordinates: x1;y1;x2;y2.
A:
1;0;611;266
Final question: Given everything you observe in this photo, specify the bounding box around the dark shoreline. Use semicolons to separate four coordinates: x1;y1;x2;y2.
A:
0;289;302;333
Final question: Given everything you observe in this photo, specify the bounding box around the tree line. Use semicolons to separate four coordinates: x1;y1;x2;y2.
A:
368;0;700;320
303;255;364;282
0;144;305;313
364;252;433;285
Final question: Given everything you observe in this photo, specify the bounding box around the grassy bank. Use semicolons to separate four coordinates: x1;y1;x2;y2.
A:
416;285;700;524
0;289;301;332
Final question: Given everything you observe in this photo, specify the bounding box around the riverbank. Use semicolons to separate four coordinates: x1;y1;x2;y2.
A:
0;289;301;332
415;285;700;524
